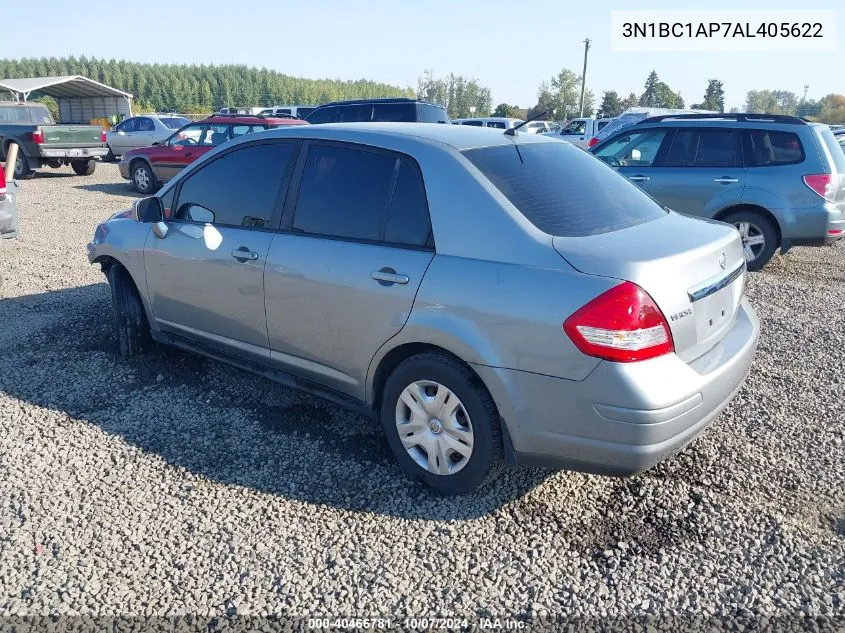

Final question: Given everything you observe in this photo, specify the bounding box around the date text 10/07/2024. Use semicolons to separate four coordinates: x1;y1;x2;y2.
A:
307;617;527;630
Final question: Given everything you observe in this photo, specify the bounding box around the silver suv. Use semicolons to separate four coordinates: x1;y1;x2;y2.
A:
88;123;759;494
591;113;845;270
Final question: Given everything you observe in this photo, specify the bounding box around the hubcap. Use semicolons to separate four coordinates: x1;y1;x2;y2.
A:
134;167;150;190
734;221;766;262
395;380;474;476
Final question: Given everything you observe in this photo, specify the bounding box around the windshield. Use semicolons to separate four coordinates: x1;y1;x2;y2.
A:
463;141;666;237
161;117;190;130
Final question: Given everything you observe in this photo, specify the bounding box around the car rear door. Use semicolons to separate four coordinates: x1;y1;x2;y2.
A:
143;139;299;362
592;128;674;193
264;142;435;399
648;128;745;218
130;117;156;151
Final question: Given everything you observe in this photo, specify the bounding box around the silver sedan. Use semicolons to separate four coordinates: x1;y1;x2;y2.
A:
105;115;190;159
88;123;760;494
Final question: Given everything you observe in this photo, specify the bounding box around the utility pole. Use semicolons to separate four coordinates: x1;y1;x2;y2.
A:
802;84;809;102
579;38;590;117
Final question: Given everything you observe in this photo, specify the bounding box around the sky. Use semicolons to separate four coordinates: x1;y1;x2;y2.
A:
2;0;842;112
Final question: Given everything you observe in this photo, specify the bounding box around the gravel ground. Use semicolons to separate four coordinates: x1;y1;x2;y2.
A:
0;164;843;629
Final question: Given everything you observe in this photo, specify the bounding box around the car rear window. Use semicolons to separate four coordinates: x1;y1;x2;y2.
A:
417;103;450;123
742;129;804;167
818;127;845;172
372;102;415;122
463;142;667;237
161;117;189;129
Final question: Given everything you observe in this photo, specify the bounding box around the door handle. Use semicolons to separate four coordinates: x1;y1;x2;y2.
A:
628;175;650;182
231;247;259;262
371;268;409;285
714;177;739;184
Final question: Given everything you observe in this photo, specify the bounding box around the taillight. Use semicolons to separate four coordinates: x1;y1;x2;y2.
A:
587;136;600;148
828;229;843;236
32;128;44;144
563;282;674;363
101;130;107;143
803;173;837;203
0;163;6;200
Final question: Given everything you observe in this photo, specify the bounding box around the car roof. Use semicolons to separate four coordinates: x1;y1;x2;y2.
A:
312;98;445;108
201;115;308;126
235;121;558;151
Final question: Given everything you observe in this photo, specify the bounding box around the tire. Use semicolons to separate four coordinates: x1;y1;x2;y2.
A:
131;161;157;194
722;210;778;271
105;146;116;162
380;352;505;495
12;151;33;180
107;265;152;357
71;159;96;176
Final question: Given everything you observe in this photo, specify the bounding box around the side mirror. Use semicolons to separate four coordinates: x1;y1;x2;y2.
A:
134;196;163;223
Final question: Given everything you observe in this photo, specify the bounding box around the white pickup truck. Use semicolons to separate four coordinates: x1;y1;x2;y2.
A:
546;117;612;148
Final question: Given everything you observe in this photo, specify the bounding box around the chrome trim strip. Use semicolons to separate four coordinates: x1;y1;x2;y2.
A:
687;261;745;303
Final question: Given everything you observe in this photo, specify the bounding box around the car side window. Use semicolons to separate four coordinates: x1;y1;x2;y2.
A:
486;121;506;129
384;160;432;247
666;129;738;168
594;130;668;167
171;125;204;146
232;125;260;138
292;144;397;242
122;118;138;133
742;129;805;167
306;106;338;124
174;142;295;228
562;120;586;135
198;124;230;147
138;118;156;132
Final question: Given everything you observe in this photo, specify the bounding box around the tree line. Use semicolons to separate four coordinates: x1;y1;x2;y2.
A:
0;56;416;113
2;57;844;125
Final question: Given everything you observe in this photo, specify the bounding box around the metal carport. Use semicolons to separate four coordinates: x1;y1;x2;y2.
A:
0;75;132;124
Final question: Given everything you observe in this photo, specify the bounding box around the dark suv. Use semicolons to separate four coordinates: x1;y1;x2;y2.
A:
304;98;449;125
590;113;845;270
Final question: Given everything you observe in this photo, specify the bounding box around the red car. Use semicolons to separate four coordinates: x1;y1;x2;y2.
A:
119;114;308;194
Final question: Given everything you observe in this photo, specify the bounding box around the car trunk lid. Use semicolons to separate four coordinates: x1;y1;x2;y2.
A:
553;212;746;363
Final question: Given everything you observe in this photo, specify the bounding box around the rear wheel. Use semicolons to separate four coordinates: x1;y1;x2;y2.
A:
13;152;33;180
71;159;96;176
722;210;777;271
107;265;152;357
131;161;157;194
380;352;505;495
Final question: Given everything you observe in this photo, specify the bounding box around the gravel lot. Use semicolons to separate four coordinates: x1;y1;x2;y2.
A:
0;164;843;628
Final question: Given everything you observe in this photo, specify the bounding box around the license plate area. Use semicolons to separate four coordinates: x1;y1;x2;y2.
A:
68;149;89;157
694;286;734;340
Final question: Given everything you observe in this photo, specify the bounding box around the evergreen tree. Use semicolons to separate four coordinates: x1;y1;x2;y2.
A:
701;79;726;112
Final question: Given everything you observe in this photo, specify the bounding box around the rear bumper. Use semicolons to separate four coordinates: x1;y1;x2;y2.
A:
37;147;108;159
474;298;760;476
118;161;131;180
778;203;845;245
0;197;18;239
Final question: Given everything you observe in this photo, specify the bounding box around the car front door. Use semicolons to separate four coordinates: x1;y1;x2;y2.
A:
592;128;672;193
109;118;136;153
130;117;156;151
264;142;435;399
143;139;299;362
648;128;745;218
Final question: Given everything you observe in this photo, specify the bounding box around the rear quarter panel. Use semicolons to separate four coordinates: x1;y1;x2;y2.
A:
366;255;616;403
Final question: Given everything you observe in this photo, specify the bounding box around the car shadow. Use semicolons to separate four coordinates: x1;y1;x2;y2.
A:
25;171;78;180
0;283;555;520
74;183;141;197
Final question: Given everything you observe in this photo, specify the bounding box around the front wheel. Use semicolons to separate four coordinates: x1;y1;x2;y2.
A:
380;352;505;495
722;210;778;272
71;159;96;176
107;265;152;357
131;161;157;194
